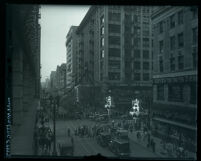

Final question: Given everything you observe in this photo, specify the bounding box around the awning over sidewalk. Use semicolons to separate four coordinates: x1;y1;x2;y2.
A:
153;117;197;131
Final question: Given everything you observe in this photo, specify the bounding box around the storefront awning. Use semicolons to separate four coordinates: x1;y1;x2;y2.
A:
153;117;197;131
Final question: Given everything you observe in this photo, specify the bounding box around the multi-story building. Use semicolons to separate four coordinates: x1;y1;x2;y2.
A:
151;6;197;153
66;26;79;89
6;4;41;155
50;71;57;90
56;63;66;92
76;6;155;112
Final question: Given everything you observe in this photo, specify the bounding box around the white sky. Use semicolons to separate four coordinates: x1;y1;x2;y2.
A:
40;5;90;82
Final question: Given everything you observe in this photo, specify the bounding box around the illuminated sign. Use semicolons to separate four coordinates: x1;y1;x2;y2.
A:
105;96;112;109
130;98;140;117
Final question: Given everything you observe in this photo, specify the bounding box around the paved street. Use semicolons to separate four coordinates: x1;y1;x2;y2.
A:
45;118;161;158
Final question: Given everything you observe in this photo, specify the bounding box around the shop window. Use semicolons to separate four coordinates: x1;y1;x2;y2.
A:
157;84;164;100
168;84;183;102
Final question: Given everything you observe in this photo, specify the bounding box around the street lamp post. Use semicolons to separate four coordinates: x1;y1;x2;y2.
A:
52;98;57;155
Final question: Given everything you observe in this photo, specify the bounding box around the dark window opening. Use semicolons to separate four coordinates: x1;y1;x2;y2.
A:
109;36;120;45
108;12;121;22
143;50;149;59
109;24;121;33
143;62;149;70
170;57;175;71
143;73;149;81
134;61;141;70
157;84;164;100
109;48;120;57
178;55;184;70
108;72;120;80
108;60;120;69
178;10;183;25
178;33;184;48
168;84;183;102
134;73;140;81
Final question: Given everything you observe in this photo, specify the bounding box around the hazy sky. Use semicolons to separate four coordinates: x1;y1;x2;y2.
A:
40;5;90;82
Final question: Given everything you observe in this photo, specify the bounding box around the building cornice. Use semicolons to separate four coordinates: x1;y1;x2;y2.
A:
76;6;97;34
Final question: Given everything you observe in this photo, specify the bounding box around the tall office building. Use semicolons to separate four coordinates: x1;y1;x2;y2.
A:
6;4;41;155
66;26;79;89
151;6;197;153
76;6;155;112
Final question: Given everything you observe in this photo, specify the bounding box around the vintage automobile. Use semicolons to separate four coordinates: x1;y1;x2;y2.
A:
57;138;73;156
97;132;111;147
108;139;130;157
115;129;129;141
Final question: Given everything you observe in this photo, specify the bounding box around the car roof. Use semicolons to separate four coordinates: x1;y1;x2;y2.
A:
100;132;111;135
112;139;129;144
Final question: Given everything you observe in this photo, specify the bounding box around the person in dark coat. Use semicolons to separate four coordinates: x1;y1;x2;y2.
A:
152;139;155;152
147;133;151;148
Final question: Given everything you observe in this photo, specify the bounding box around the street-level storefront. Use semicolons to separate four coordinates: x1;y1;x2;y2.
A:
151;103;197;153
152;73;197;153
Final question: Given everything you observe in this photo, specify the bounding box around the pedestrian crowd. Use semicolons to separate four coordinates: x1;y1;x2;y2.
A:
33;107;54;155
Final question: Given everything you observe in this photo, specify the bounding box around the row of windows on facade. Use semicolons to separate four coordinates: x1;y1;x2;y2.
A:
100;23;150;36
158;9;197;34
159;28;197;53
100;36;151;47
100;48;150;60
157;83;196;104
106;60;150;70
100;72;150;81
108;6;151;13
159;50;197;72
100;11;150;26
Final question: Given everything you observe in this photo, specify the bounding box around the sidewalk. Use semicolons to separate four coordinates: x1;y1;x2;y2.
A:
128;131;166;158
128;130;196;159
11;99;39;155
